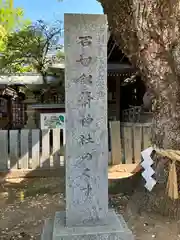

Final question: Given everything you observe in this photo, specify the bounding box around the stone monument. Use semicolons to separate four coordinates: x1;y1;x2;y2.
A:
41;13;134;240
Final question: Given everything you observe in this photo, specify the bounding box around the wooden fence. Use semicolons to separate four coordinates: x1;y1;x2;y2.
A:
0;128;65;177
0;122;152;178
109;122;152;165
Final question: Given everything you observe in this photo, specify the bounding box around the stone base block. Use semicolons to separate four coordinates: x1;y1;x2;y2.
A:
41;209;134;240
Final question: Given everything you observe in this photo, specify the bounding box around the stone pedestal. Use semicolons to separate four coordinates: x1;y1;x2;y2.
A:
41;210;134;240
24;105;37;129
41;13;134;240
24;95;37;129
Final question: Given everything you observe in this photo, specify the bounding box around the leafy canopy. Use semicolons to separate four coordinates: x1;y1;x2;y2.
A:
0;0;30;52
2;20;63;76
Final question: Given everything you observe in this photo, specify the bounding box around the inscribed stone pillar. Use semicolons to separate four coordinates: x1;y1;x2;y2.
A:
65;14;108;226
41;14;134;240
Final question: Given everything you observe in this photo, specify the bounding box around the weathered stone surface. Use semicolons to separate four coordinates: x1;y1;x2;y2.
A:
41;210;134;240
64;14;108;226
41;14;134;240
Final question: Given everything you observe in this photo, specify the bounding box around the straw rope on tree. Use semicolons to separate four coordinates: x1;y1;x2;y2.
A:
154;148;180;200
127;148;180;219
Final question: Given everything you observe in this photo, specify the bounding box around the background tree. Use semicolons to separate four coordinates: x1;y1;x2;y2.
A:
1;19;64;103
2;20;63;79
0;0;30;69
0;0;30;49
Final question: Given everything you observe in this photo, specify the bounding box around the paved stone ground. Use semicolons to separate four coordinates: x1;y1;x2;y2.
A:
0;177;180;240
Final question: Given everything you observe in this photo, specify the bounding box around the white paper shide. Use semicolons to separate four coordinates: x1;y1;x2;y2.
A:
141;147;157;191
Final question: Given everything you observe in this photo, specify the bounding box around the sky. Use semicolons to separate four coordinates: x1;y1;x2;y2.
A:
14;0;103;23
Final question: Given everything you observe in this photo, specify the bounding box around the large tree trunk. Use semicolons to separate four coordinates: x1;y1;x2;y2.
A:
98;0;180;149
98;0;180;217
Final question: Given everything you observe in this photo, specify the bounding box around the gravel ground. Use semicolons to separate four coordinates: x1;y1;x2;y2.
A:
0;177;180;240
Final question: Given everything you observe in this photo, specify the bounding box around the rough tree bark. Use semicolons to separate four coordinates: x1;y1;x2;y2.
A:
98;0;180;150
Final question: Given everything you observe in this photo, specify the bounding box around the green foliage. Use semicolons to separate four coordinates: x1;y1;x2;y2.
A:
0;0;30;55
0;25;6;51
56;49;65;61
0;0;23;32
1;20;63;78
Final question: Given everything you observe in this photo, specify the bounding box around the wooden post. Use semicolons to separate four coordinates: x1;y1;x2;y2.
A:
109;121;122;165
116;76;121;120
7;97;12;129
